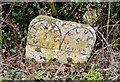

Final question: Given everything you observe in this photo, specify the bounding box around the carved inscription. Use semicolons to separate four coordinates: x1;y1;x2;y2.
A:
26;15;96;63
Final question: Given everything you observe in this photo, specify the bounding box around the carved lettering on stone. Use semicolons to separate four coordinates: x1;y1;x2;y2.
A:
26;15;96;63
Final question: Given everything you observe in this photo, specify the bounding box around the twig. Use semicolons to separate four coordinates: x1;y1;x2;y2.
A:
1;62;28;74
2;3;14;24
100;24;120;30
108;20;120;35
68;3;79;17
106;1;111;41
53;61;65;79
58;3;68;13
0;54;19;63
95;31;118;69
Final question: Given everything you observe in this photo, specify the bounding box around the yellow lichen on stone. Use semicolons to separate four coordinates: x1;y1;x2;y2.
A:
26;15;96;63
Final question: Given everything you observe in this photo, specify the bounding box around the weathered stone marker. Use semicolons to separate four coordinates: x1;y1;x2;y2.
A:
26;15;96;63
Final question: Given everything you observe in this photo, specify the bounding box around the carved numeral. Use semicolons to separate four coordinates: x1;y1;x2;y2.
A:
76;28;80;34
87;36;93;41
86;44;92;48
84;29;89;35
76;38;81;42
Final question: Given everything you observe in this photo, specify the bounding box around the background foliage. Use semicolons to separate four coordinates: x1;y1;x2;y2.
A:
1;2;120;80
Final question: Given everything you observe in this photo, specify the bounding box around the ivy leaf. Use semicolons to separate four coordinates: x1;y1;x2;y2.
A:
79;77;85;80
12;11;18;17
10;49;16;54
